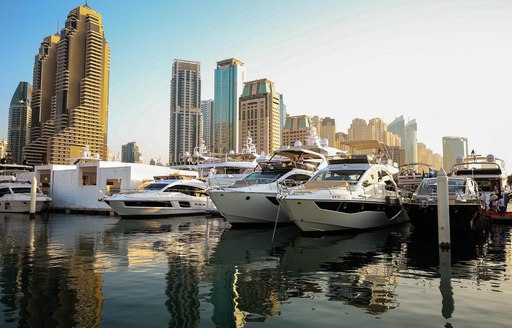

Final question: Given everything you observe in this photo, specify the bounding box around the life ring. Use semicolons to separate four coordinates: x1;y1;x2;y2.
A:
4;202;10;210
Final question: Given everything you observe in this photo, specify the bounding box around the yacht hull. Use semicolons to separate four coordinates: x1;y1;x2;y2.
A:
405;203;486;231
0;197;50;213
280;197;408;232
208;189;289;224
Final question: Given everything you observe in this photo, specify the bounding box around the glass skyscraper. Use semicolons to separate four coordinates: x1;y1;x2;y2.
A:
169;59;202;165
7;81;32;164
213;58;245;154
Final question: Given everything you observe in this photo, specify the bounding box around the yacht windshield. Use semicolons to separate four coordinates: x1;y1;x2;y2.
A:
136;182;169;191
11;187;32;194
310;169;365;183
244;170;286;184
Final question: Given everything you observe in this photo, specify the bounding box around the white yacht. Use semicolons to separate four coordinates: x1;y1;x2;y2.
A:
451;152;508;204
103;177;217;217
207;147;329;225
0;164;51;213
278;141;409;232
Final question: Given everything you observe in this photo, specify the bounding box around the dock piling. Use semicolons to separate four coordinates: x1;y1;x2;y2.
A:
29;176;37;219
437;168;450;248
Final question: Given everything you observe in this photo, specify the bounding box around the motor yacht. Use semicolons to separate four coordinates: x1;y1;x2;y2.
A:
278;141;409;232
103;177;217;217
207;147;330;225
0;164;51;213
404;177;486;231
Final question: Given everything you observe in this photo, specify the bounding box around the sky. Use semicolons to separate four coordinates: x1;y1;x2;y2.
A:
1;0;511;169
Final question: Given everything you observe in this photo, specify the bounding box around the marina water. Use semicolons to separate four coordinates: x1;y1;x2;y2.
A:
0;213;510;327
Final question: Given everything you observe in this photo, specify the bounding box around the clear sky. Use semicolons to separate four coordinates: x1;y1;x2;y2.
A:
1;0;511;169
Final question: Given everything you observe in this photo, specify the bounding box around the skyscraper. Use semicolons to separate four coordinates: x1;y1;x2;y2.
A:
169;59;202;165
443;136;468;171
7;82;32;164
200;99;214;151
238;79;281;155
121;142;142;163
387;115;417;163
320;117;336;147
213;58;245;153
24;5;110;165
23;34;59;165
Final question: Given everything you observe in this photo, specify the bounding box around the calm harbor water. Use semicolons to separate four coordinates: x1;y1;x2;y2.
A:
0;213;511;327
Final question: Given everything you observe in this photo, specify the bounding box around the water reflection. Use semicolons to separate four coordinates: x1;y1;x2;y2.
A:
0;213;511;327
209;224;411;326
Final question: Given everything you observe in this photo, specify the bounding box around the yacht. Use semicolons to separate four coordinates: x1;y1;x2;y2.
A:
404;177;486;231
450;152;508;212
397;162;436;199
278;141;409;232
0;164;51;213
171;135;265;188
103;177;217;217
207;147;329;225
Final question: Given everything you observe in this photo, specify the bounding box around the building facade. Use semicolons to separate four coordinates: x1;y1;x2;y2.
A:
238;79;281;155
24;5;110;165
282;115;311;146
121;142;142;163
7;82;32;164
213;58;245;154
443;136;468;171
0;140;7;161
200;99;214;151
387;115;417;163
320;117;336;147
169;59;202;165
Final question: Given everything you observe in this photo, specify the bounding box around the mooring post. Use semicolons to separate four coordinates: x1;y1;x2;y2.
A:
30;176;37;219
437;168;450;248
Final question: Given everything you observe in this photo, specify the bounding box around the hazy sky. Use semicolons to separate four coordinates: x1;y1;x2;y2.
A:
1;0;511;168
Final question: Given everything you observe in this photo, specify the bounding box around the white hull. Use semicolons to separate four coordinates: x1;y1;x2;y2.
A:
209;189;289;224
105;194;217;217
0;197;50;213
280;197;408;232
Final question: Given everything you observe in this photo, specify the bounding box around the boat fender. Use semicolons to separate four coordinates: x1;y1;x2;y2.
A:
4;202;10;210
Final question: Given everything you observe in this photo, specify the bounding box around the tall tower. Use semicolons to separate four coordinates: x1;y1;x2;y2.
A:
238;79;281;155
320;117;336;147
7;82;32;164
387;115;417;163
443;136;468;171
169;59;202;165
213;58;245;153
200;99;214;151
121;141;142;163
24;5;110;165
282;115;312;146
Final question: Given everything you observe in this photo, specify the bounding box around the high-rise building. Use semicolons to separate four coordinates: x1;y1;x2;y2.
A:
7;82;32;164
348;118;370;141
282;115;311;146
23;34;60;165
443;136;468;171
238;79;281;155
213;58;245;153
387;115;417;163
24;5;110;165
169;59;202;165
121;142;142;163
334;131;349;152
200;99;214;151
279;94;286;145
320;117;336;147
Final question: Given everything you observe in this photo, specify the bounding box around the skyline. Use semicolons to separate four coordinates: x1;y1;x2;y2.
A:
1;0;511;168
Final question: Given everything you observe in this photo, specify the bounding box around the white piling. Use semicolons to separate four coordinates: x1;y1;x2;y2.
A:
437;168;450;248
29;176;37;219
